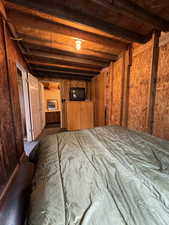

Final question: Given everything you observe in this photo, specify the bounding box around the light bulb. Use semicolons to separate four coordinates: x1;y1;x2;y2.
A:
75;40;81;50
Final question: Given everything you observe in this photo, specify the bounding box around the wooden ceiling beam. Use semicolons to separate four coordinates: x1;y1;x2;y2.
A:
6;0;148;43
34;72;92;81
115;0;169;31
23;50;108;67
21;38;118;61
22;42;117;63
30;64;98;75
20;35;118;60
91;0;169;31
6;1;115;38
31;66;95;77
7;9;128;50
25;55;104;70
27;60;100;72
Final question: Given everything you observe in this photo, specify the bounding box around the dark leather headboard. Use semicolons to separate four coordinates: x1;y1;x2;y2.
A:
0;162;34;225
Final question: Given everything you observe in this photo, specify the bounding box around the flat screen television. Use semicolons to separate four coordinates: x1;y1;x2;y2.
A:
70;87;86;101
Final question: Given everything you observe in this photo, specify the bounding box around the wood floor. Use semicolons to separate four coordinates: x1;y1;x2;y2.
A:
24;124;63;156
38;126;63;140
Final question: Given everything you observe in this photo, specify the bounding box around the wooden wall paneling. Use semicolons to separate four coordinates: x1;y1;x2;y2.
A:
109;63;114;125
70;80;86;88
146;31;160;134
3;20;24;158
61;80;70;128
91;76;96;124
0;17;18;195
61;79;70;100
39;82;46;130
119;52;126;126
62;80;70;128
104;65;113;125
94;71;106;126
104;68;108;125
127;40;152;132
91;76;97;126
153;35;169;139
121;46;132;127
111;56;124;125
86;81;91;100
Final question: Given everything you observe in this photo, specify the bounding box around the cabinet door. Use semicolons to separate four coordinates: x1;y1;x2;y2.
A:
67;102;80;130
80;102;94;129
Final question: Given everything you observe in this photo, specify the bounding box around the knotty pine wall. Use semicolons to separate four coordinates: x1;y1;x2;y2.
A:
127;41;152;132
153;33;169;139
91;70;106;126
39;78;90;100
92;32;169;141
0;10;28;199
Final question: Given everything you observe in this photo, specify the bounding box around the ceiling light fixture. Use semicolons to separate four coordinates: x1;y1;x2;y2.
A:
75;39;82;50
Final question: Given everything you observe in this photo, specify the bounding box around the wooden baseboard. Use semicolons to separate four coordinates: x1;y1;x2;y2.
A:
0;164;19;204
0;152;26;204
20;152;27;163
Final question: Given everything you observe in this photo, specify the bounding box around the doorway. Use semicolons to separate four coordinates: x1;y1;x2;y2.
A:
43;82;62;128
17;65;33;143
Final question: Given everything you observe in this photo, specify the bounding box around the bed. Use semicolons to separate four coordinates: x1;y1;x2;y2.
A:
28;125;169;225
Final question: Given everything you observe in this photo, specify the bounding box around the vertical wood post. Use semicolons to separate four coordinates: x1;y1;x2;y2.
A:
105;63;113;125
146;30;160;134
121;45;132;127
109;62;114;125
120;52;126;126
2;19;24;159
1;17;19;160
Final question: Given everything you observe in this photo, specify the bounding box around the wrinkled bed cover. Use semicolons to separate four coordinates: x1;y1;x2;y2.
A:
28;126;169;225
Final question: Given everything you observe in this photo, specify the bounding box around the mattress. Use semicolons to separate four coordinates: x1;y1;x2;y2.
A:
28;125;169;225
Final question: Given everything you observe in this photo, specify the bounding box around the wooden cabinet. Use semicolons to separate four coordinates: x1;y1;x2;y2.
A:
46;111;60;124
65;101;93;131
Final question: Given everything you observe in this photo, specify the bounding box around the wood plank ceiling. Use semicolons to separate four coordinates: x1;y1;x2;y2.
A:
4;0;169;80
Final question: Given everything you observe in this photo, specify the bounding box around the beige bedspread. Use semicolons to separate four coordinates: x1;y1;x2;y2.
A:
28;126;169;225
